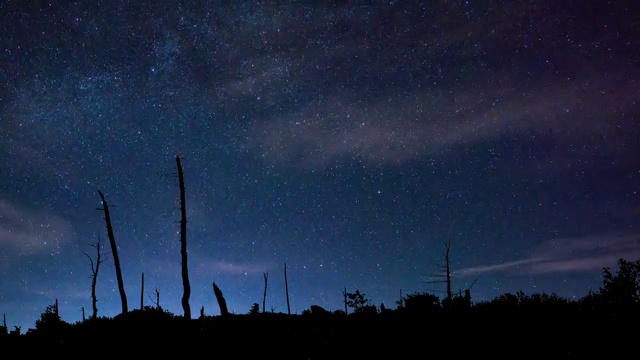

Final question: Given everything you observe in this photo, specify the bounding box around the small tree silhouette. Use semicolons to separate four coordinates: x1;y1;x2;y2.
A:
345;290;376;315
33;299;69;336
249;303;260;315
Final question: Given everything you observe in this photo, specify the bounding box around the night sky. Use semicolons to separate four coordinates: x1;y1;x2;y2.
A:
1;1;639;332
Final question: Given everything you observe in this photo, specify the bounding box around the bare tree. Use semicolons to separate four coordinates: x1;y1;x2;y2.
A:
284;263;291;315
97;190;128;314
262;272;269;313
420;240;477;307
420;240;453;304
148;287;161;310
176;156;191;319
82;235;107;319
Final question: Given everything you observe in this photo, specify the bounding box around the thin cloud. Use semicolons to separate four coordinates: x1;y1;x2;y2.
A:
456;232;640;277
252;73;635;168
455;258;548;277
198;260;270;275
0;199;74;255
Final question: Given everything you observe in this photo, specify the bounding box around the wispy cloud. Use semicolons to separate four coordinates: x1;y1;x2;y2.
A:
455;257;548;277
252;73;637;168
455;232;640;277
0;199;74;255
197;260;270;275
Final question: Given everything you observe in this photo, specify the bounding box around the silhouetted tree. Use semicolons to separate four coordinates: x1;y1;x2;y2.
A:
600;258;640;313
82;235;106;320
213;282;229;316
33;300;69;336
176;156;191;320
284;263;291;315
262;272;269;313
97;190;128;314
600;258;640;308
249;303;260;315
345;290;376;315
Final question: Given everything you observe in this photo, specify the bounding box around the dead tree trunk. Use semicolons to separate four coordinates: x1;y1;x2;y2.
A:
445;240;452;303
98;190;128;314
262;272;269;313
153;288;161;310
284;263;291;315
176;156;191;320
54;298;59;319
212;282;229;316
140;272;144;310
342;287;348;314
81;307;85;322
82;235;106;319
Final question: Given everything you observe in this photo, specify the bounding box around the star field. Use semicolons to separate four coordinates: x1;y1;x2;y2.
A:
1;1;639;331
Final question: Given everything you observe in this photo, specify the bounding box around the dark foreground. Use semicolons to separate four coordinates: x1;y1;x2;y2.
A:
1;307;638;358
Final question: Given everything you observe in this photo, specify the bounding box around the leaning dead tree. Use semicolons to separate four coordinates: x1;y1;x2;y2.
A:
176;156;191;319
262;272;269;313
97;190;128;314
212;282;229;316
284;263;291;315
81;234;107;319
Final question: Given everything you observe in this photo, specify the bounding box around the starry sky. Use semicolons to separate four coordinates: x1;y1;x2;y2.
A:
1;1;639;331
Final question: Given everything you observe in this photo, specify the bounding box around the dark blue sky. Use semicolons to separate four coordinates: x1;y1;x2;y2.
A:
1;1;639;331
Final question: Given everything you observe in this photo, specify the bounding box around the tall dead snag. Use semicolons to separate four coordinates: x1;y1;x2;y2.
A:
98;190;128;314
140;272;144;310
82;235;106;319
176;156;191;319
445;240;452;302
342;287;348;314
284;263;291;315
262;272;269;313
212;282;229;316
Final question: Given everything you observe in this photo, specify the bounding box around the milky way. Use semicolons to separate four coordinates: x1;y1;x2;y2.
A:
1;1;639;331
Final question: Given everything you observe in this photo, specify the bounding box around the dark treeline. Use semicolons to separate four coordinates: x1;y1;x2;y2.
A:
1;258;639;358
